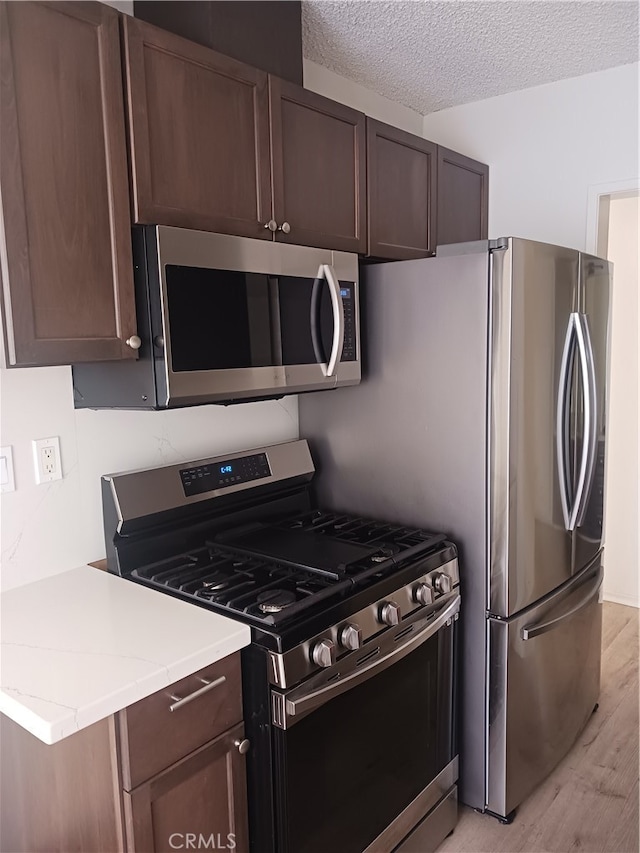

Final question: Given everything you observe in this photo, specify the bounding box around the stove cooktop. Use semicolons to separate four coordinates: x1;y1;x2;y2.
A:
130;510;446;628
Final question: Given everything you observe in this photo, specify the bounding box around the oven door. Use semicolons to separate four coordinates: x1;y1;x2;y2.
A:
271;594;459;853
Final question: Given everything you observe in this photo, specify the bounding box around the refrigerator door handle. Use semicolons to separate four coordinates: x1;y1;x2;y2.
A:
569;314;597;530
521;573;603;640
573;314;598;528
556;314;577;530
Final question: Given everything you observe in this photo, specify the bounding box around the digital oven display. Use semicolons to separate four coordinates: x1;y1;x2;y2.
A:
180;453;271;497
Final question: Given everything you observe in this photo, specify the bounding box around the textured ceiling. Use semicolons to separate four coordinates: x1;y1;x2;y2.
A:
302;1;640;114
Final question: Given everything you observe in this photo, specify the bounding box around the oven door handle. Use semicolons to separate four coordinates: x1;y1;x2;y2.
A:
273;594;460;729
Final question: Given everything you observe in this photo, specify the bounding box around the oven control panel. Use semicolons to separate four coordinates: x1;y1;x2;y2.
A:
268;557;460;688
340;283;357;362
180;452;271;497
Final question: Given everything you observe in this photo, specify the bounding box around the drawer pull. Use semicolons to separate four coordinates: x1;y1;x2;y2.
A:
169;675;226;712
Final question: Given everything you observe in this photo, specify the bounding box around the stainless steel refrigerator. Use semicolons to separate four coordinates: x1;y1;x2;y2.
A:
298;237;611;821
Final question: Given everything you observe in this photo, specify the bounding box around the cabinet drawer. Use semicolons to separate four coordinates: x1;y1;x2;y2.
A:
118;653;242;789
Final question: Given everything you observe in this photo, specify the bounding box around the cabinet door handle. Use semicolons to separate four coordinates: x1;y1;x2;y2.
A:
264;219;278;232
126;335;142;350
168;674;226;712
234;738;250;754
278;221;291;234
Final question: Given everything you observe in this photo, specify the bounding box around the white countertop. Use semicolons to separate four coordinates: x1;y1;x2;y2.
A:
0;566;251;744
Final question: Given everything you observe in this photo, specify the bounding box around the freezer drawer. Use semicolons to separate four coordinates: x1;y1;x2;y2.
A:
486;560;603;818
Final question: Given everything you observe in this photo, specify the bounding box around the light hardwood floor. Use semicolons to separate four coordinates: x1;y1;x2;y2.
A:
439;602;639;853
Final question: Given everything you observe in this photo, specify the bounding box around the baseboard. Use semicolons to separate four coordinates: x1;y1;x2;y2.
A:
603;592;640;608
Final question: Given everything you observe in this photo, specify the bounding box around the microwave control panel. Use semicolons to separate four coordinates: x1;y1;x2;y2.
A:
340;283;357;362
180;452;271;497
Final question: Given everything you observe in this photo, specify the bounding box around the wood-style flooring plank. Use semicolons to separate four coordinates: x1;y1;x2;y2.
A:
438;602;639;853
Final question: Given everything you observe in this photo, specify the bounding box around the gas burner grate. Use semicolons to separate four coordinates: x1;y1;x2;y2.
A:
131;541;351;626
129;511;447;627
276;511;446;574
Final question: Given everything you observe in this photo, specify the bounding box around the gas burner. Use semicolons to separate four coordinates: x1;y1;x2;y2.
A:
201;578;232;591
371;544;399;563
257;589;297;613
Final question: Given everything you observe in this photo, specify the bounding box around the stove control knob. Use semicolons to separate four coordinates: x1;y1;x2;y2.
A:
312;639;336;668
433;573;452;595
379;601;401;627
340;623;363;651
414;583;434;606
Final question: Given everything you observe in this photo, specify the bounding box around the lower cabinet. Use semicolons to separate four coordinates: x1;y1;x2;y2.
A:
123;723;249;853
0;654;249;853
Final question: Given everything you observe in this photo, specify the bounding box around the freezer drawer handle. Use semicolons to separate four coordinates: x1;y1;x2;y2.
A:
521;576;602;641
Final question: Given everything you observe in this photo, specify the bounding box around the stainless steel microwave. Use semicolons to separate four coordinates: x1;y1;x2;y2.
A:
73;226;360;409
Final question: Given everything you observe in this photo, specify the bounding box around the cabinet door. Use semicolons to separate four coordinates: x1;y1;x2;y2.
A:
123;17;272;240
367;118;437;259
436;147;489;246
0;1;137;366
270;77;366;253
123;723;249;853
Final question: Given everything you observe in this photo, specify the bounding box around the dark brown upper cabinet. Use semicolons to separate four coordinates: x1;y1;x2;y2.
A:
0;1;138;366
436;147;489;246
366;118;437;260
123;21;366;254
269;78;367;253
123;16;273;240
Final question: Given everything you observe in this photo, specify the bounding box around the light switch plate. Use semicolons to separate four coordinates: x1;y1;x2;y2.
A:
0;446;16;492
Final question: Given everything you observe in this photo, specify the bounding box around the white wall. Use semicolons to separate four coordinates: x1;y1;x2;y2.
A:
602;194;639;606
304;59;424;135
422;62;640;252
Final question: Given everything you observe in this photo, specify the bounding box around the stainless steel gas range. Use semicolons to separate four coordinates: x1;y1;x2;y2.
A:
102;440;460;853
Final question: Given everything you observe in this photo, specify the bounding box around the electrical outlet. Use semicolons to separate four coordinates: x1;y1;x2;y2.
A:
32;437;63;484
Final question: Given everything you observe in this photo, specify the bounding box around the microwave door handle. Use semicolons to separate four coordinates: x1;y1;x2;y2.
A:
310;271;325;368
323;264;345;378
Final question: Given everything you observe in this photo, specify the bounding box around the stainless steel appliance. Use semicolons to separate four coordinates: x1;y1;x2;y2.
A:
73;228;360;409
102;439;460;852
299;237;611;822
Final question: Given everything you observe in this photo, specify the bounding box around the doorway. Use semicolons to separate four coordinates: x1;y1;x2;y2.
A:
594;189;639;607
